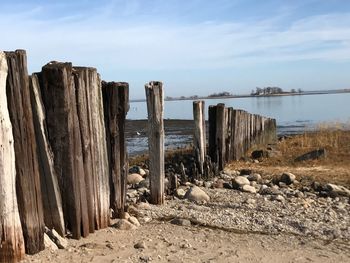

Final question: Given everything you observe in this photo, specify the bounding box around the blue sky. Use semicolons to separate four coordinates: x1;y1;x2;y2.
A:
1;0;350;99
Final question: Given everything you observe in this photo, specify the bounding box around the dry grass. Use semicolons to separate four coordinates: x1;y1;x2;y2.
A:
228;125;350;187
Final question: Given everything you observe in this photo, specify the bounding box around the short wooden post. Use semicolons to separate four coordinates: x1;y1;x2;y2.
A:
0;51;25;263
29;73;65;236
102;81;129;218
193;101;206;175
145;81;164;205
5;50;45;254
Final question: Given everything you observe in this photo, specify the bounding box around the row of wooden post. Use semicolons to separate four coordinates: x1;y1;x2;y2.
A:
0;50;132;262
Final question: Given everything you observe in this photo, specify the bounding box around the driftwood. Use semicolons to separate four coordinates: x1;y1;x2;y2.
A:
193;101;206;175
5;50;45;254
29;74;65;236
102;81;129;218
145;81;165;205
0;51;25;263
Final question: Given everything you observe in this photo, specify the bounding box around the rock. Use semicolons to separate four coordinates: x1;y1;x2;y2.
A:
213;179;224;188
260;186;282;195
44;233;58;251
44;227;68;249
134;241;147;249
137;178;150;188
240;169;252;175
170;218;191;226
137;202;151;210
127;173;144;184
325;184;350;197
247;173;261;182
251;150;268;159
278;182;288;188
273;195;285;202
139;217;152;224
242;185;257;194
267;150;282;158
232;176;250;189
127;189;138;198
223;182;233;189
122;212;131;220
295;148;326;162
184;186;210;203
280;172;296;185
139;168;147;177
204;181;212;188
194;180;204;187
129;216;141;227
245;198;256;205
129;166;141;174
113;219;137;230
175;188;186;199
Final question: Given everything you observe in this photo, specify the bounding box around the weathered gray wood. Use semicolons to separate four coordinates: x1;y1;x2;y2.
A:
193;101;206;175
88;73;110;230
208;105;217;162
5;50;45;254
29;73;65;236
215;103;226;171
102;81;129;218
0;51;25;263
145;81;165;205
40;62;88;239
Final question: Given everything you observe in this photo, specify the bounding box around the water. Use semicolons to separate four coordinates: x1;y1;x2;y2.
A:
128;93;350;128
126;93;350;155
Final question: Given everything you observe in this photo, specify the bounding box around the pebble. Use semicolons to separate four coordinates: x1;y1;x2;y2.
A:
242;184;257;194
232;176;250;189
129;216;141;227
247;173;262;182
134;241;147;249
280;172;296;185
113;219;137;230
274;195;285;202
175;188;187;199
170;218;191;226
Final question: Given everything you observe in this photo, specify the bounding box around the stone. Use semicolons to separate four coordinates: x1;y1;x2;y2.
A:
137;178;150;188
223;182;233;189
127;173;144;184
129;166;141;174
245;198;256;205
137;202;151;210
325;184;350;197
113;219;137;230
44;233;58;251
213;179;224;188
170;218;191;226
139;217;152;224
240;169;252;175
274;195;285;202
251;150;268;159
128;216;141;227
294;148;326;162
247;173;261;182
134;241;147;249
242;185;257;194
280;172;296;185
44;227;68;249
184;186;210;203
204;181;212;188
194;180;204;187
139;168;147;177
175;188;187;199
232;176;250;189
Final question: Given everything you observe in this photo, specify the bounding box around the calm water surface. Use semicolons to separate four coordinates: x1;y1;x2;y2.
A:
128;93;350;129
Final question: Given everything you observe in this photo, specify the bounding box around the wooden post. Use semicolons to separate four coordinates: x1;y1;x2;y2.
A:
193;101;206;175
0;51;25;263
29;73;65;236
208;105;217;162
216;103;226;171
102;81;129;218
40;62;88;239
5;50;45;254
145;81;164;205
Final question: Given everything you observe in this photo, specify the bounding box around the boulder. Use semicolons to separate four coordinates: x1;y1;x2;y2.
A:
325;184;350;197
247;173;261;182
294;148;326;162
113;219;137;230
128;216;141;227
280;172;296;185
175;188;186;199
232;176;250;189
242;185;257;194
127;173;144;185
184;186;210;203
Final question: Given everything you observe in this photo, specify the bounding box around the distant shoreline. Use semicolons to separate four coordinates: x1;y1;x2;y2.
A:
130;89;350;103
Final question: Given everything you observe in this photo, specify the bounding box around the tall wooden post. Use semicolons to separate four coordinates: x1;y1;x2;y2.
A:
193;101;206;175
216;103;226;171
5;50;45;254
0;51;25;263
29;73;65;236
145;81;164;205
102;81;129;218
208;105;217;162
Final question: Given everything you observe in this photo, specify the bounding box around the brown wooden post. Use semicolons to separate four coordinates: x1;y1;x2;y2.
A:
145;81;164;205
216;103;226;171
29;73;65;236
102;81;129;218
0;51;25;263
40;62;87;239
5;50;45;254
193;101;206;175
208;105;217;162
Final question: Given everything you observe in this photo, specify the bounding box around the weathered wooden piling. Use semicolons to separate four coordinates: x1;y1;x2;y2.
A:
145;81;165;205
40;62;88;239
5;50;45;254
29;73;65;236
193;101;206;175
102;81;129;218
0;51;25;263
208;103;276;169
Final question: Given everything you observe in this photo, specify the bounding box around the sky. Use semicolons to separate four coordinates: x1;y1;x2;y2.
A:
1;0;350;99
